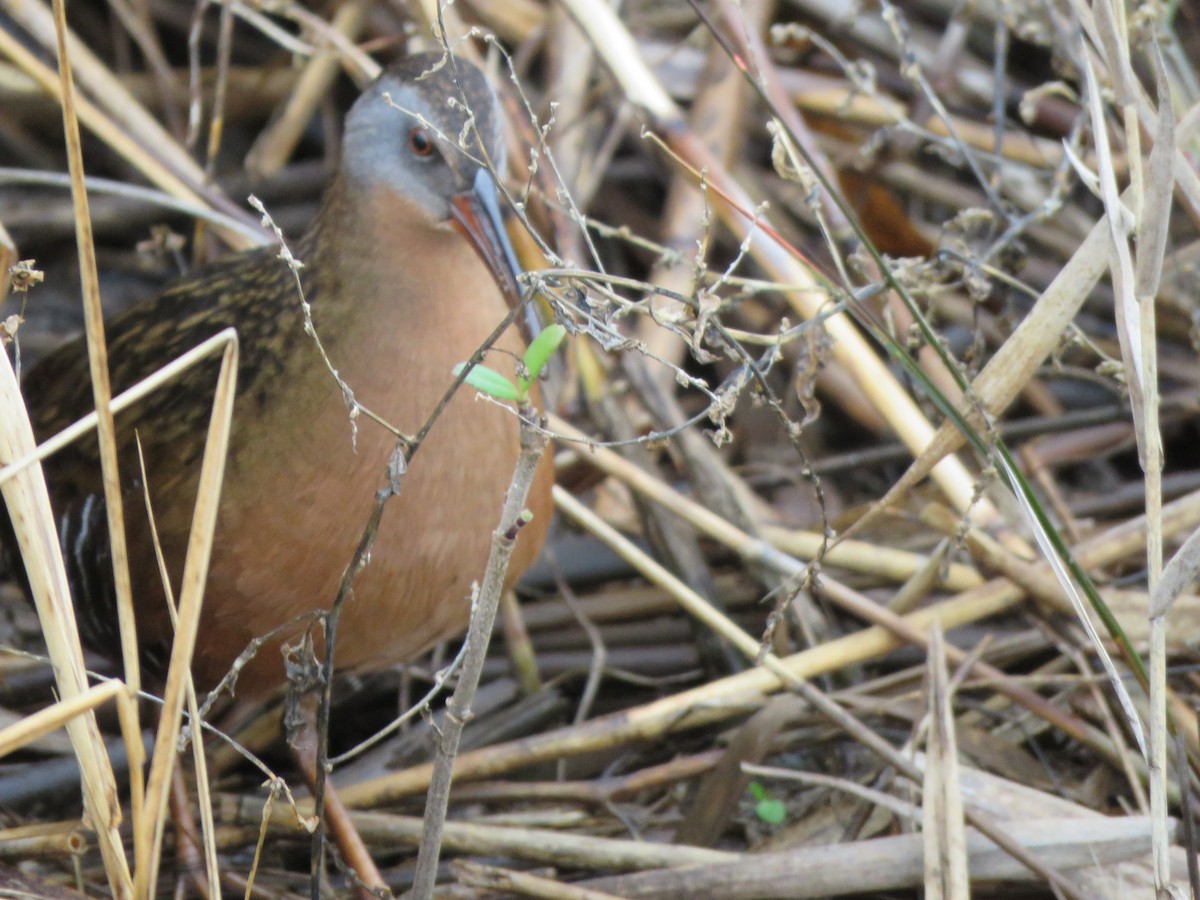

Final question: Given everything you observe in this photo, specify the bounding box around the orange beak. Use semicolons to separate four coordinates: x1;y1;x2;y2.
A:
450;169;524;308
451;168;557;397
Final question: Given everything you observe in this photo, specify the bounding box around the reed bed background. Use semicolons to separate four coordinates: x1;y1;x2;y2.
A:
0;0;1197;896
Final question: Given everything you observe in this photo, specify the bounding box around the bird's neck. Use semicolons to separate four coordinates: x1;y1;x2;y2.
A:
289;175;517;430
301;177;475;339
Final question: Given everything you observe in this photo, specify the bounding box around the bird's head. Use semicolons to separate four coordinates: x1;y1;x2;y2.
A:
341;53;522;302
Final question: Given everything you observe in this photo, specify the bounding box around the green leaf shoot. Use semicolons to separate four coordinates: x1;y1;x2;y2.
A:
748;781;786;825
520;323;567;391
452;362;520;401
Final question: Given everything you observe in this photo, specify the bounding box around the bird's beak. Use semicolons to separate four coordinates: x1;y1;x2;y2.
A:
450;168;524;307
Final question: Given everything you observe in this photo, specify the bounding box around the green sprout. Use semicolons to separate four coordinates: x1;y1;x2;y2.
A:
748;781;786;825
452;323;566;405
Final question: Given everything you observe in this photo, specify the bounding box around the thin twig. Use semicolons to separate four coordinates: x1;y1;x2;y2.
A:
408;404;549;898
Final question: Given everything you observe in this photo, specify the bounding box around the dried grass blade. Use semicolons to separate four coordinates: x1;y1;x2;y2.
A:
335;482;1200;809
41;0;140;887
1134;43;1174;304
0;331;241;487
551;413;979;589
136;440;221;896
136;333;238;897
0;29;255;250
923;624;969;900
48;0;139;712
0;350;130;894
244;0;369;179
558;0;990;522
1134;33;1176;897
0;680;120;758
0;0;255;229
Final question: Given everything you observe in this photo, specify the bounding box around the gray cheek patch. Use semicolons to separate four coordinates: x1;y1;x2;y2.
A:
337;59;508;222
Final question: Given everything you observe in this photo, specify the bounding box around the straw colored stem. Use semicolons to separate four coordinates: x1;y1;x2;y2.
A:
245;0;370;178
0;0;254;229
452;861;626;899
0;26;255;250
135;333;238;897
0;340;130;895
232;801;737;871
551;413;979;590
335;482;1200;808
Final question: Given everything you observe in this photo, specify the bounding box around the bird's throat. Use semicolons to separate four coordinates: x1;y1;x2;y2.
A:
288;177;521;437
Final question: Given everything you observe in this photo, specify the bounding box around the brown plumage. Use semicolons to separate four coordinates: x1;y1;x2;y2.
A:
8;54;554;696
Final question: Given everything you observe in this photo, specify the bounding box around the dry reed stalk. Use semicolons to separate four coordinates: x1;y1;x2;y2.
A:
550;414;981;589
0;0;252;219
0;327;243;893
137;451;220;894
1083;6;1177;886
231;802;738;871
0;820;87;859
48;0;140;725
134;332;237;896
452;860;626;900
921;624;968;899
244;0;371;179
582;816;1164;899
0;678;127;757
0;345;130;893
336;480;1200;808
556;0;993;524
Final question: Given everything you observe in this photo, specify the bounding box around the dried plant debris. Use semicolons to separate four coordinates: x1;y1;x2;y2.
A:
0;0;1198;896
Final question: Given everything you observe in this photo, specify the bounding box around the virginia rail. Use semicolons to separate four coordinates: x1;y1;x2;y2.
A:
6;53;553;702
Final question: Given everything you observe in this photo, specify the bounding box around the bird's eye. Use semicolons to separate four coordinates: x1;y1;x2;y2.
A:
408;127;434;157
